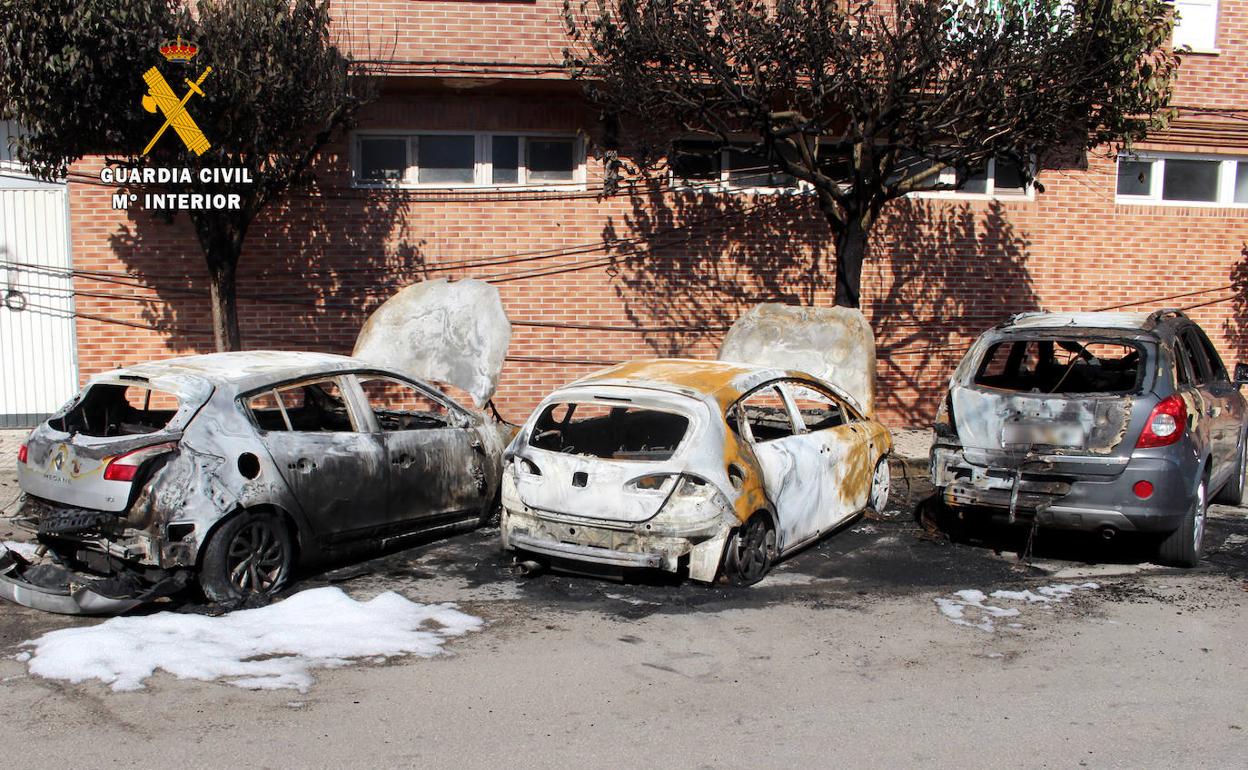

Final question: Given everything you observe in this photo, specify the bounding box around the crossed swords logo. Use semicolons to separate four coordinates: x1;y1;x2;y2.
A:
141;65;212;155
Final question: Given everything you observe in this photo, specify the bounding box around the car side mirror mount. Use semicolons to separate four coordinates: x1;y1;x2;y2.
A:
1234;363;1248;387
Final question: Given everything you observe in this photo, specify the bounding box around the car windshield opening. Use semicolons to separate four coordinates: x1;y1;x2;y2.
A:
528;401;689;461
50;383;181;437
974;339;1143;394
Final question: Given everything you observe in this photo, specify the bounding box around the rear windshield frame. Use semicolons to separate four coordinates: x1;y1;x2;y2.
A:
970;335;1150;396
48;382;185;437
527;397;695;462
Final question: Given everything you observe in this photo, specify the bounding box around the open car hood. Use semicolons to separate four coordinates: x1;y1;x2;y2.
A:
718;304;876;415
353;279;512;407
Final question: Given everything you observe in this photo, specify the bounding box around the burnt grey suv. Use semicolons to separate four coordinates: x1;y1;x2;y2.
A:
931;310;1248;567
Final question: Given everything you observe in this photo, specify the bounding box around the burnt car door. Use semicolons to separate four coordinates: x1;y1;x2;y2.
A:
245;376;390;544
352;374;488;530
779;380;874;525
735;382;835;551
1180;326;1240;483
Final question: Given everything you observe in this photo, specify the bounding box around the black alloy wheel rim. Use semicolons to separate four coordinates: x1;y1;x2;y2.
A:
226;520;286;594
736;517;772;582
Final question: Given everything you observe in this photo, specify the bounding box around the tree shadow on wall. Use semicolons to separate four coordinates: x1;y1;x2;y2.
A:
105;190;425;352
1224;244;1248;360
603;193;1038;424
600;190;835;356
872;199;1040;421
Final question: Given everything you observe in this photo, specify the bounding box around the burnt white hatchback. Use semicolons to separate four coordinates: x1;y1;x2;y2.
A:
500;305;892;586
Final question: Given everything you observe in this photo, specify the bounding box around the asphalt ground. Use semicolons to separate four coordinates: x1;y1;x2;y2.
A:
0;429;1246;767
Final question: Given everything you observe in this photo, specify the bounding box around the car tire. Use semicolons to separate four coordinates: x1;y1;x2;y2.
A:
198;510;294;603
869;457;891;515
721;513;776;587
1213;431;1247;506
1157;479;1206;568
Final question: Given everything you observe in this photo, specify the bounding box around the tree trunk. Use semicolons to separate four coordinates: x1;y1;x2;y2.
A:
832;214;869;309
207;255;242;352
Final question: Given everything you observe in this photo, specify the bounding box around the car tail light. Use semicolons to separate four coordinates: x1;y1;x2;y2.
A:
1133;480;1154;499
626;473;677;493
514;457;541;476
934;392;958;439
1136;395;1186;449
17;444;28;464
103;442;177;482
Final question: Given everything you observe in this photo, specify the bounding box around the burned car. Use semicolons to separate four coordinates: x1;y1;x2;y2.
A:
499;305;892;585
3;279;513;613
931;310;1248;566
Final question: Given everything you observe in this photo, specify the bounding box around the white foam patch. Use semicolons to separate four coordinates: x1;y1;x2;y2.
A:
19;587;482;692
605;593;660;606
934;582;1098;633
758;572;820;586
3;541;39;560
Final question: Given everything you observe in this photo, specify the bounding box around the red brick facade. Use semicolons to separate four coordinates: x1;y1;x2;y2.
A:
65;0;1248;426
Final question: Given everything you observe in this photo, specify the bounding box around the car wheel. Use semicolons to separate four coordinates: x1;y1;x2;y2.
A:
1157;479;1206;568
721;514;776;587
198;511;293;603
1213;431;1247;506
869;457;890;515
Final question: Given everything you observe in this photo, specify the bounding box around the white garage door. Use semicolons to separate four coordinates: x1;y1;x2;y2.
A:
0;182;78;428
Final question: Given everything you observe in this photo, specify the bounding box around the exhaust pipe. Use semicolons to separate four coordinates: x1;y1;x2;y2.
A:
1099;526;1117;541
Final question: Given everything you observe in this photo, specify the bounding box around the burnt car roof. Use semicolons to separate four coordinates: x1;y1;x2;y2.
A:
568;358;830;412
992;311;1190;342
999;311;1154;331
90;351;368;393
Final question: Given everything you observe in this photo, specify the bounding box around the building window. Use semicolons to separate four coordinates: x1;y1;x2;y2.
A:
1116;153;1248;206
353;132;585;189
914;156;1032;199
1171;0;1218;51
358;137;407;183
670;140;799;191
669;141;1030;198
417;134;475;185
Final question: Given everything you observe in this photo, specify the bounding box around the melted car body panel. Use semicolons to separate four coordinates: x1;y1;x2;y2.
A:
353;278;511;407
719;304;875;415
941;325;1149;471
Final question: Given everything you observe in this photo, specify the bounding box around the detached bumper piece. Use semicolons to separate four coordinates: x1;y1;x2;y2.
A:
509;532;664;569
0;545;186;615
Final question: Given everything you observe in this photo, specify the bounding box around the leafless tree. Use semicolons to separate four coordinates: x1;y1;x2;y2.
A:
565;0;1179;307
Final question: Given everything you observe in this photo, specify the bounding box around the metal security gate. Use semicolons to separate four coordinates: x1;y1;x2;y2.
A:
0;182;78;428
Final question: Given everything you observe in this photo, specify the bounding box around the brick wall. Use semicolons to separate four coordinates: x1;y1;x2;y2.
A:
63;1;1248;428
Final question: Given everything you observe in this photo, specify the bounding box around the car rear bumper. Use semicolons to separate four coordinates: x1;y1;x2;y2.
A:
932;446;1190;533
0;545;185;615
499;502;732;583
508;531;665;569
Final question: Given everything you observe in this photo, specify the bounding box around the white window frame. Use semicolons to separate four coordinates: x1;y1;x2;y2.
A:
910;157;1035;201
669;145;1033;200
668;143;805;196
1171;0;1219;53
1115;152;1247;208
351;130;587;191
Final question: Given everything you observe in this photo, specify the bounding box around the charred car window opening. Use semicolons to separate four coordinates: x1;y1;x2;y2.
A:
528;401;689;461
50;384;180;437
739;386;796;442
248;379;356;432
784;382;848;432
974;339;1143;395
357;376;452;431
